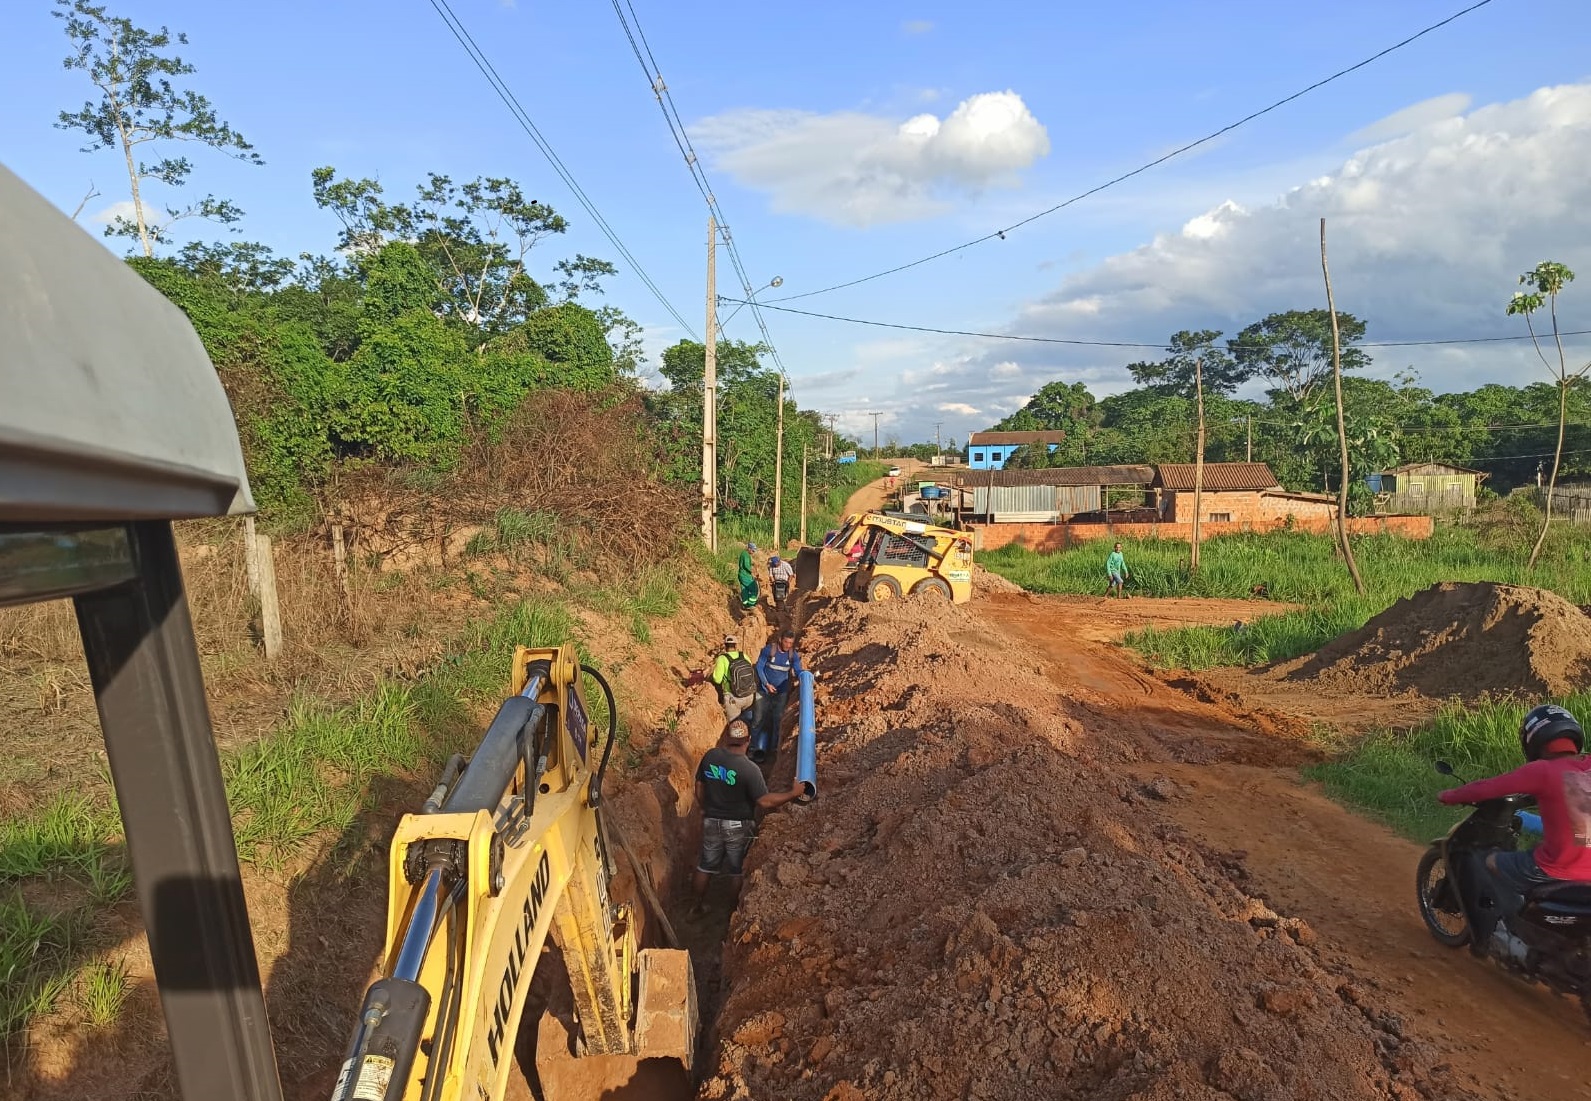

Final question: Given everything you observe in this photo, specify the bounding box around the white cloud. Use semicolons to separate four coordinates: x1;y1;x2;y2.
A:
1348;92;1472;145
937;402;981;416
902;19;934;34
866;82;1591;442
695;91;1050;226
90;200;137;227
990;361;1023;378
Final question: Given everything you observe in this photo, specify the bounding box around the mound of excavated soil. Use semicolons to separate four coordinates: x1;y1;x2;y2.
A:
1288;582;1591;700
699;595;1470;1101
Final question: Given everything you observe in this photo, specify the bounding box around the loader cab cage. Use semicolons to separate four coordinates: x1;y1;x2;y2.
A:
0;164;282;1100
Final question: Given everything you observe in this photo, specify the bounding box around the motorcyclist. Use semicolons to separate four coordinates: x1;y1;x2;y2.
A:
1438;703;1591;895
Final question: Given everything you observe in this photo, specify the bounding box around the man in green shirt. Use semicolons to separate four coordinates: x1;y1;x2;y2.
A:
1106;541;1130;598
709;634;758;722
737;541;760;609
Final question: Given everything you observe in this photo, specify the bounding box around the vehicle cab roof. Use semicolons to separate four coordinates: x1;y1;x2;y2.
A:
0;163;253;524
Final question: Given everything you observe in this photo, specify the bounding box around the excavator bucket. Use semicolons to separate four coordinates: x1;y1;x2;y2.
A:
634;948;698;1070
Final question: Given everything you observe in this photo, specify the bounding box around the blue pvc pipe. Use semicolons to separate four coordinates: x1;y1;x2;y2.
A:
796;671;818;802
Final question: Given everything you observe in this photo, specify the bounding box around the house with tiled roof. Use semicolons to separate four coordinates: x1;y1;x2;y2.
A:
1149;463;1338;525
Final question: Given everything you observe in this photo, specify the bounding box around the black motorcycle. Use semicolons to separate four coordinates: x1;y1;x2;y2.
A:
1416;761;1591;1024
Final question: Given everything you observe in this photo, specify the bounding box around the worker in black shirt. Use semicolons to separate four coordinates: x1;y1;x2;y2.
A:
691;718;804;912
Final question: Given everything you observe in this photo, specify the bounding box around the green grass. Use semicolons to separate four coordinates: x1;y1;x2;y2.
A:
981;526;1591;669
76;959;131;1029
1306;692;1591;841
0;593;595;1042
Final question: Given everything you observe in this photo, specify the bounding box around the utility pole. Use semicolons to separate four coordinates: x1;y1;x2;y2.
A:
869;412;883;459
1190;356;1206;573
1246;415;1253;463
702;216;717;551
933;422;943;458
799;444;809;545
772;373;785;550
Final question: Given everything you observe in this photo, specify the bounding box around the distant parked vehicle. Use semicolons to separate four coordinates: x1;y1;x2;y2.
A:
887;466;902;477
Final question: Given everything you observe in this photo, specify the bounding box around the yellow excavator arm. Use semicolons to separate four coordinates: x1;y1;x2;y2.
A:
330;643;696;1101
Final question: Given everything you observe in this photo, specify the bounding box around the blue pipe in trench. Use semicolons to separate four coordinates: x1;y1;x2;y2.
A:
796;670;818;803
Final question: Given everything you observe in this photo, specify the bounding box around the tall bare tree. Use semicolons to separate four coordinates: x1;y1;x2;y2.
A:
1507;261;1587;569
55;0;262;256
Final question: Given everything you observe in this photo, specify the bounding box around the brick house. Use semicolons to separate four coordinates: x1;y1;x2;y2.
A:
1150;463;1339;525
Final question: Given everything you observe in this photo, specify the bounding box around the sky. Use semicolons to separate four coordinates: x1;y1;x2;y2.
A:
4;0;1591;448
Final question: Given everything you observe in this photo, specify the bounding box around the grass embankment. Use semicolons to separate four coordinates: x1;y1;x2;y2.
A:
1306;693;1591;841
0;595;634;1044
981;527;1591;668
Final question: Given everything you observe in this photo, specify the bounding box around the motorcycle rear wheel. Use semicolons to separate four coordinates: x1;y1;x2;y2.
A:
1417;846;1471;947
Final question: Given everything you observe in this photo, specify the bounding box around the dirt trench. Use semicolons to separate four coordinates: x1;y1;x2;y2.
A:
686;589;1591;1101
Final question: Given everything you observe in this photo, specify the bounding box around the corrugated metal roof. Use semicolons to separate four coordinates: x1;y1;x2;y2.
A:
951;465;1153;488
1263;489;1337;503
1152;463;1279;491
1383;461;1486;476
967;431;1068;446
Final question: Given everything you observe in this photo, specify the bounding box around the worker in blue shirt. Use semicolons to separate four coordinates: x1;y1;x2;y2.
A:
750;629;806;760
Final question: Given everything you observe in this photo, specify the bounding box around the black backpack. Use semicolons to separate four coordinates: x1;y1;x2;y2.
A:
727;653;756;698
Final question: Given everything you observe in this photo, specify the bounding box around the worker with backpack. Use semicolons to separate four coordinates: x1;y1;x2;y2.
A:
709;634;758;722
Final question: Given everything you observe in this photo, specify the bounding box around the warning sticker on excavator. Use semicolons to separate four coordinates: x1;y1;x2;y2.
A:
947;571;971;582
331;1054;394;1101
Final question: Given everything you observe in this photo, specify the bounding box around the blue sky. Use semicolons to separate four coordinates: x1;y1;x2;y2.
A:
4;0;1590;446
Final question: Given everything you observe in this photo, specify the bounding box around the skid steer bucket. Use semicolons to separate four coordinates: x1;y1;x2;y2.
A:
634;948;698;1070
795;544;854;594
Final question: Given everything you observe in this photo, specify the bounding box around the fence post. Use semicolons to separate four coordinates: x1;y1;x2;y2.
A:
331;521;355;629
251;533;283;661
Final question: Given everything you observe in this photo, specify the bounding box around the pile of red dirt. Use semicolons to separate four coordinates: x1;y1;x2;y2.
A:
699;595;1473;1101
1287;582;1591;700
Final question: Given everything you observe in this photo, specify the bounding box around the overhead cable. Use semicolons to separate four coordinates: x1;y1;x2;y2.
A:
769;0;1498;303
426;0;697;337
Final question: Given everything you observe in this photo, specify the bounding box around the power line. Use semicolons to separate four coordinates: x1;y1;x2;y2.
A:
770;0;1498;304
425;0;697;338
609;0;792;388
723;298;1591;352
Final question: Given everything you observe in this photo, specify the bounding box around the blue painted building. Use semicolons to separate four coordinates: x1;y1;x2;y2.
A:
966;431;1067;471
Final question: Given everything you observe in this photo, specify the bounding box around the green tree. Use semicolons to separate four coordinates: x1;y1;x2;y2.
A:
55;0;263;256
1507;260;1588;568
311;168;614;336
332;311;469;466
1128;329;1249;397
1230;310;1369;404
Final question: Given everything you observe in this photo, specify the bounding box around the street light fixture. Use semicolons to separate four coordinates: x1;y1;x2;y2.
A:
721;275;784;326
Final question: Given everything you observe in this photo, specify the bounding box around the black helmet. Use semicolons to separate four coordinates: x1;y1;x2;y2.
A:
1519;704;1584;761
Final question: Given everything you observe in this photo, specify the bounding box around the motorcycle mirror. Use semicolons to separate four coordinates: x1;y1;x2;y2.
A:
1434;760;1455;776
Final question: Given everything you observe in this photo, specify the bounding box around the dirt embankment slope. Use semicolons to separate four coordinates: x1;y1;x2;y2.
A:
701;595;1470;1101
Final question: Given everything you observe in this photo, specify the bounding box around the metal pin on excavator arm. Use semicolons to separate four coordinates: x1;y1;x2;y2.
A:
330;643;697;1101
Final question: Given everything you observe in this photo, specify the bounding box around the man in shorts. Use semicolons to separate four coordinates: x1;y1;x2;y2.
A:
692;719;805;912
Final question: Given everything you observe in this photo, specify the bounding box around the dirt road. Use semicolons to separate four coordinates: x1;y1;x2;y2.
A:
839;459;926;518
977;593;1591;1098
701;584;1590;1100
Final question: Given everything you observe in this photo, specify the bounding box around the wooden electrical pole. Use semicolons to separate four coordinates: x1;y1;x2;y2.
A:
1190;356;1206;573
702;216;718;551
1246;415;1253;462
772;373;785;550
800;443;809;545
869;412;883;459
1321;218;1366;594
